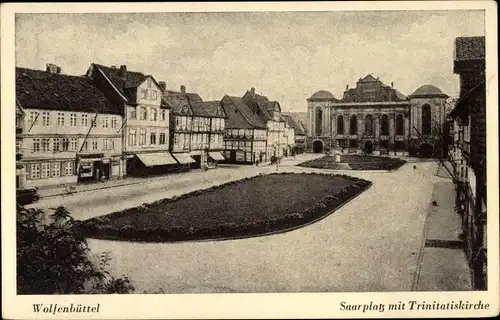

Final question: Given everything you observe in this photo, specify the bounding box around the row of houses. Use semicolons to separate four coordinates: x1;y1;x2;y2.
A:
15;63;306;189
448;36;487;290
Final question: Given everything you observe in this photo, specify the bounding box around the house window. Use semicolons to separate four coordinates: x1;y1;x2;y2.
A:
161;109;166;121
147;79;152;88
337;115;344;134
141;89;148;100
176;117;181;128
82;141;88;151
102;116;109;128
396;114;405;135
315;107;323;136
111;117;117;128
349;115;358;135
32;138;40;152
139;129;146;145
128;129;136;146
422;104;432;135
41;138;50;152
140;107;147;120
159;132;166;144
110;139;115;150
82;114;88;127
53;138;60;152
183;134;190;149
381;114;389;135
151;108;158;121
57;113;65;126
130;107;137;119
70;138;78;151
30;163;40;180
51;162;61;177
41;163;50;179
150;131;156;145
70;113;77;127
91;116;97;127
64;162;73;176
42;112;50;126
92;141;98;150
365;114;374;136
29;111;39;126
151;91;157;100
16;140;21;153
62;138;69;151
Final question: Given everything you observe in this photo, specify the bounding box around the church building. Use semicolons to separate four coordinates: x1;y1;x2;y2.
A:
306;74;449;157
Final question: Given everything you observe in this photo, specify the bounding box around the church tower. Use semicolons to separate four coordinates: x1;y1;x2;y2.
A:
409;85;449;156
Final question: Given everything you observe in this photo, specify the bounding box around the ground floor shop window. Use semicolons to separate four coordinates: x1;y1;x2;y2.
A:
236;150;245;162
349;140;358;149
394;141;405;151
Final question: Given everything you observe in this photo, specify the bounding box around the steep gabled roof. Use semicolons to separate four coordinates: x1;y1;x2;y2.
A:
93;64;148;93
243;90;274;120
16;67;121;114
186;93;210;117
454;36;485;62
221;95;267;129
162;93;192;115
281;114;306;135
203;101;226;118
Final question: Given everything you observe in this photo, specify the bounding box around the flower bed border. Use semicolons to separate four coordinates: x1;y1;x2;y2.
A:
297;155;407;171
77;172;372;243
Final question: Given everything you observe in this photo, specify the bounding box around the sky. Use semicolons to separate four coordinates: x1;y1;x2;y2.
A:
16;10;485;113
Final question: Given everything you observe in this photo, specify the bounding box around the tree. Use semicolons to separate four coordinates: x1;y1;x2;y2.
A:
17;205;135;294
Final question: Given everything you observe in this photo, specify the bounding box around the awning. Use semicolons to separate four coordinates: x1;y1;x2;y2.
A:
208;151;225;161
172;153;196;164
136;152;178;167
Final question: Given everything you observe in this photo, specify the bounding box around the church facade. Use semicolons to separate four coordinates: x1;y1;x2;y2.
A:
306;75;449;157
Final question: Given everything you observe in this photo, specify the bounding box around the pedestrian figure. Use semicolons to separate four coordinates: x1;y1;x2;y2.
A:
413;165;417;170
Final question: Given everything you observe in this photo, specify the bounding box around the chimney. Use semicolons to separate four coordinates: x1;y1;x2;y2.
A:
180;85;186;93
158;81;166;92
391;81;394;88
46;63;61;74
251;87;256;94
120;65;127;79
346;85;349;90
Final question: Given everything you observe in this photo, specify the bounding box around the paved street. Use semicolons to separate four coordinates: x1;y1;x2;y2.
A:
79;158;452;293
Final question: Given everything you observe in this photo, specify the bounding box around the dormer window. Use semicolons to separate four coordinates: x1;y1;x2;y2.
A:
147;79;152;88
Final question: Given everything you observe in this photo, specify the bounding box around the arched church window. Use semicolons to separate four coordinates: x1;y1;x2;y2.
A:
422;104;432;135
349;115;357;135
315;107;323;136
396;114;405;135
337;115;344;134
381;114;389;135
365;114;373;135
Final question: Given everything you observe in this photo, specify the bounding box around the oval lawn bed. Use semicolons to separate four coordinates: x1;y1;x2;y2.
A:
298;155;407;171
78;172;372;242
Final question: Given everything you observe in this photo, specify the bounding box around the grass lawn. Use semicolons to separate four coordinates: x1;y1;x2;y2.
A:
80;172;371;242
298;155;407;171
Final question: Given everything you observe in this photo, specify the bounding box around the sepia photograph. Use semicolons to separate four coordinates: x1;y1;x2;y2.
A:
2;1;498;319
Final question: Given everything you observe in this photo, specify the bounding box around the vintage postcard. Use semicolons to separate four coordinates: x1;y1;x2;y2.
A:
1;1;498;319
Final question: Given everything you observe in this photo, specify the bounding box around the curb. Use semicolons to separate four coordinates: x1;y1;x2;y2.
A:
411;182;437;291
83;180;373;244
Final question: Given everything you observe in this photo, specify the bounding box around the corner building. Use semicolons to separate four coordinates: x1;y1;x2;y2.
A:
306;75;448;156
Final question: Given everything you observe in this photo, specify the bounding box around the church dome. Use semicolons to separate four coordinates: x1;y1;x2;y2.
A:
409;85;448;98
308;90;336;101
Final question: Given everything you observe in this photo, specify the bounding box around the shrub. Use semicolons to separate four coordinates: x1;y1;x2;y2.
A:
17;205;135;294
